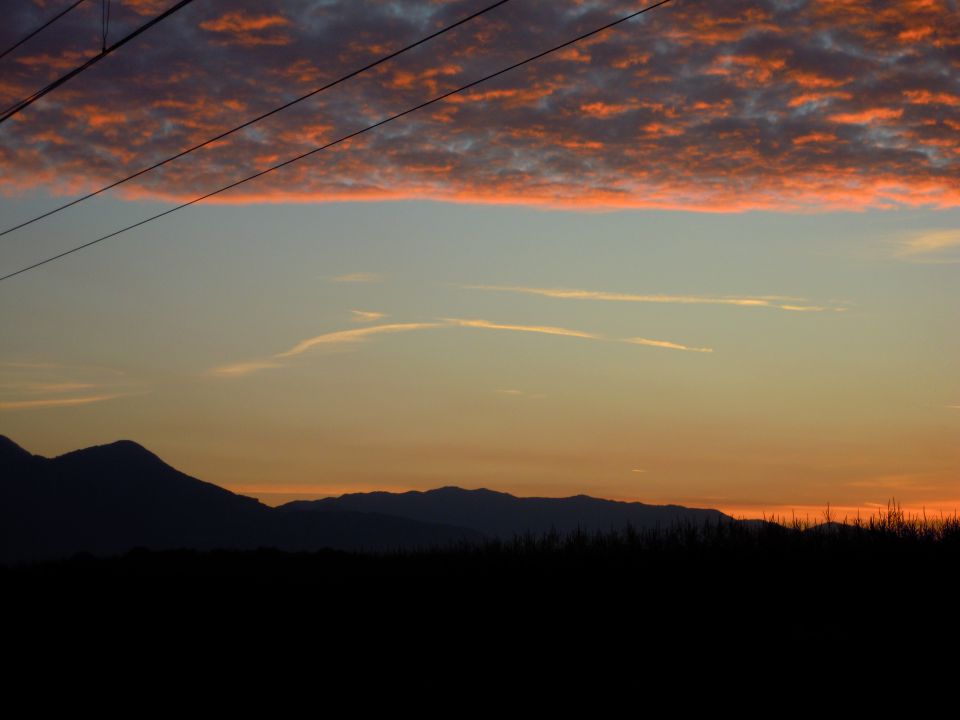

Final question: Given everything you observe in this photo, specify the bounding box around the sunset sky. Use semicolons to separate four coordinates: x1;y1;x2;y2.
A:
1;0;957;518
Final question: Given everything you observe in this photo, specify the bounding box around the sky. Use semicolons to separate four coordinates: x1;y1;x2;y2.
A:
1;0;958;518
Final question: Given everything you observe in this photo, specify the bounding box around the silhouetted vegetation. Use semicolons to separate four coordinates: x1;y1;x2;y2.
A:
5;501;957;690
4;437;956;684
7;501;957;610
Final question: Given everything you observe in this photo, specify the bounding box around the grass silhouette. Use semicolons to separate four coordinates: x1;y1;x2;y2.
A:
4;499;957;687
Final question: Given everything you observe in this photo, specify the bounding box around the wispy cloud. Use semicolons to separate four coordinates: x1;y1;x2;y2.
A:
0;394;128;411
275;323;443;358
895;230;960;264
0;362;63;369
213;322;443;377
0;362;142;412
464;285;841;312
449;317;713;353
496;389;546;399
444;318;600;340
211;360;284;378
845;473;940;491
215;314;714;379
0;382;96;394
328;272;382;283
351;310;387;323
624;337;713;353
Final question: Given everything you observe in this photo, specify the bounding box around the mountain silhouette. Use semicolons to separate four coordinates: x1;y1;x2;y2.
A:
0;435;481;563
280;485;732;538
2;435;734;563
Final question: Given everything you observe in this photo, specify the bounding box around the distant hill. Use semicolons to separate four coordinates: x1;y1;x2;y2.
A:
1;435;738;564
0;436;482;563
279;485;733;539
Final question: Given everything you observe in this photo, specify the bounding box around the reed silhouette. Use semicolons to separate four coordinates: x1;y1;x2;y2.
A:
4;433;957;688
5;498;956;692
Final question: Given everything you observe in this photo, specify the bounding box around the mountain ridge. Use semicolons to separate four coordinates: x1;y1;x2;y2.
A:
0;435;739;562
0;435;483;563
278;482;732;539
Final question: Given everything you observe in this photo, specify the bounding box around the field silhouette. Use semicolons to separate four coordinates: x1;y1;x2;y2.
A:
3;435;957;689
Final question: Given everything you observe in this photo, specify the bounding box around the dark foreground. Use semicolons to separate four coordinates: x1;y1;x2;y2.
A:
5;516;959;695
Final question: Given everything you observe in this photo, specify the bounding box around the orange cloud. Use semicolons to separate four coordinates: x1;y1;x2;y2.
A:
0;362;143;411
788;70;850;89
829;108;904;124
464;285;845;313
904;90;960;106
0;394;128;411
792;132;838;146
444;318;600;341
199;10;291;46
200;13;290;33
788;92;852;108
213;322;443;378
580;102;634;118
624;338;713;353
0;0;957;213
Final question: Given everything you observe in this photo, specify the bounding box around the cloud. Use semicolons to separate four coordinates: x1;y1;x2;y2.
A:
328;273;383;283
447;317;713;353
895;229;960;263
213;322;443;377
444;317;600;340
1;0;957;212
210;360;284;378
464;284;842;312
0;394;128;411
496;388;546;399
199;10;293;47
0;382;96;394
214;314;713;378
275;323;443;358
351;310;387;322
0;362;142;411
828;107;904;124
624;337;713;353
845;473;941;491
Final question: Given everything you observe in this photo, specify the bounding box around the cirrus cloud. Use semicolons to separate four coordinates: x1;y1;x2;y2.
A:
464;284;845;312
894;229;960;263
0;361;144;411
212;322;444;377
213;315;714;379
624;337;712;353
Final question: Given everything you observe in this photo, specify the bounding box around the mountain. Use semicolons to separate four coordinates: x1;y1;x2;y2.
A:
1;435;737;564
1;438;265;561
279;485;733;539
0;436;482;563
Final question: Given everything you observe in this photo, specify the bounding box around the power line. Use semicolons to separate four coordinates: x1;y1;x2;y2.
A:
0;0;513;240
0;0;675;284
0;0;88;62
0;0;196;126
101;0;112;52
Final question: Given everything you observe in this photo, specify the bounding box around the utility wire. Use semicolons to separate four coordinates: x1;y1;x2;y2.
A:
0;0;513;240
0;0;196;126
0;0;675;284
101;0;112;52
0;0;88;62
